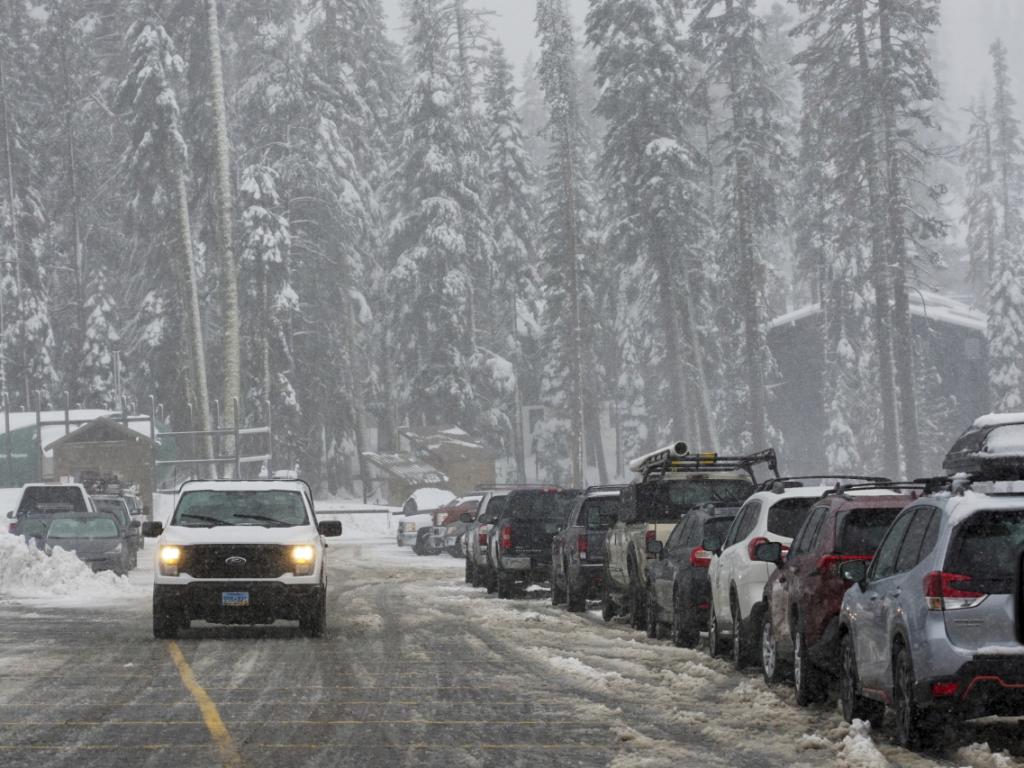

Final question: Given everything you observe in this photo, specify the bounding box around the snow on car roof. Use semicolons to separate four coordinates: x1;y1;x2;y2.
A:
971;412;1024;429
177;480;310;493
946;489;1024;526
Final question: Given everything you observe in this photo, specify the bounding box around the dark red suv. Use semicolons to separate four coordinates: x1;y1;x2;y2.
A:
757;487;916;705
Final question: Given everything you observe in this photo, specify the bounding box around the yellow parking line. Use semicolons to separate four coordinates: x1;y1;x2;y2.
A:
166;641;244;768
0;719;595;727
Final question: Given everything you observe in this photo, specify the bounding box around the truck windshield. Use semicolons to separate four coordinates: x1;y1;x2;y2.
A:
172;490;309;528
638;479;754;521
945;509;1024;593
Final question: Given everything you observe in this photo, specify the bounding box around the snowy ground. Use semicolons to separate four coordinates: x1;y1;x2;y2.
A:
0;511;1022;767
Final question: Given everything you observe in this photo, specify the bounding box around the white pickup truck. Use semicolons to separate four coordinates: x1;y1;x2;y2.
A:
143;479;342;638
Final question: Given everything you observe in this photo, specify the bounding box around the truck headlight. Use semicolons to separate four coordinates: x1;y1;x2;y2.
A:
159;545;182;576
291;544;316;576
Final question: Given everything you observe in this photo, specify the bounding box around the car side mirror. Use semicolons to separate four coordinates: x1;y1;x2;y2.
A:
839;559;868;587
130;519;142;529
141;521;163;538
318;520;343;537
459;512;474;524
702;536;723;557
753;541;783;565
6;510;14;520
646;539;664;557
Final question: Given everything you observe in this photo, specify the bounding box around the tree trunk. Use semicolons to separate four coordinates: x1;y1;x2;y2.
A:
0;47;24;404
878;0;920;477
205;0;241;445
170;162;215;470
854;1;900;475
651;233;690;438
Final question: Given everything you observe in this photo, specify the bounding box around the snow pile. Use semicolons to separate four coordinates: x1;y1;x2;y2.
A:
955;743;1016;768
547;655;626;689
835;720;889;768
0;532;141;602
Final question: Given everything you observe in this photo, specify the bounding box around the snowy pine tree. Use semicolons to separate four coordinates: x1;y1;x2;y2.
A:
80;270;120;408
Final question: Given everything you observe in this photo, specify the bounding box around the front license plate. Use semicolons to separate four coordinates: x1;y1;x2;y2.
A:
221;591;249;607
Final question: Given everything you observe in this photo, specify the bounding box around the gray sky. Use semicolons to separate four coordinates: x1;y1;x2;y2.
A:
381;0;1024;131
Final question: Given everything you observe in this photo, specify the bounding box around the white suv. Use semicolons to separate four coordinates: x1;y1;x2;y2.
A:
706;484;827;668
143;480;342;638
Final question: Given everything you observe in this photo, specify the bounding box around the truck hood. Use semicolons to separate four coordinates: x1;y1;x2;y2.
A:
161;525;317;546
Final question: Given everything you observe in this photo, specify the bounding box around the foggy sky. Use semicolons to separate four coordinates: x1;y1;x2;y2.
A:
381;0;1024;132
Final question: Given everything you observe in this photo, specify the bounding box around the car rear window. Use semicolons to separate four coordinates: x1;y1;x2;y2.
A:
582;497;620;529
508;492;578;521
767;498;815;538
17;487;87;515
702;516;735;541
47;517;119;539
481;495;508;523
637;479;755;521
836;507;903;555
945;509;1024;593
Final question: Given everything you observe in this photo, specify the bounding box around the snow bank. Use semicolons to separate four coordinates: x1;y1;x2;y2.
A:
0;532;143;603
955;743;1016;768
835;720;889;768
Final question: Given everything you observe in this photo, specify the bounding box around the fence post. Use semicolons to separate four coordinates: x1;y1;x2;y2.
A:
233;398;241;480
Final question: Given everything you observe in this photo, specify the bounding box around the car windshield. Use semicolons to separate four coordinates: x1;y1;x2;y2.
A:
945;509;1024;593
172;490;309;528
836;507;903;555
47;517;119;539
702;516;736;540
767;498;815;538
582;496;621;529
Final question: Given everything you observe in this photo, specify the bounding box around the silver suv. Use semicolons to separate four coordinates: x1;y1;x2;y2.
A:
838;479;1024;748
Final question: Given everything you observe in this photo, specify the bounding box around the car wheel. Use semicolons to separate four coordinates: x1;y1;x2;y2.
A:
839;632;884;727
465;558;473;583
566;565;586;613
731;599;748;670
551;570;566;606
893;645;934;750
645;584;660;638
472;563;484;588
707;598;724;658
794;628;826;706
601;575;616;622
671;589;698;648
300;589;326;638
628;563;647;631
761;613;786;686
497;573;514;600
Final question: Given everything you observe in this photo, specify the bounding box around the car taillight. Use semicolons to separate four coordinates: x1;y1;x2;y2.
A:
923;571;987;611
7;523;14;534
578;534;589;560
500;526;512;551
689;546;711;568
645;529;656;557
930;681;959;698
817;554;872;577
478;530;487;546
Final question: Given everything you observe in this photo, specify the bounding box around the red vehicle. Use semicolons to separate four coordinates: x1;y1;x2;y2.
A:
757;485;917;705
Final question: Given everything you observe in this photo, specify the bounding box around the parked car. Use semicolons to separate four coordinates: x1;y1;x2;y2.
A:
43;512;135;575
91;495;143;568
6;483;95;542
758;485;913;703
487;488;580;599
439;495;482;557
645;504;738;646
465;490;512;590
706;483;827;668
838;475;1024;748
550;485;622;612
603;444;772;629
413;526;447;556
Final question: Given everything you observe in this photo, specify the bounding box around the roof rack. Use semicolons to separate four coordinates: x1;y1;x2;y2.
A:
637;447;780;483
473;483;555;491
820;480;936;498
757;475;891;493
583;484;626;494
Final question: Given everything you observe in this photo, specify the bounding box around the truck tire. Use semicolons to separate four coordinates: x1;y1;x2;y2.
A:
551;570;566;605
566;562;586;613
300;589;326;638
707;597;725;658
465;558;473;583
152;593;180;640
601;575;616;622
497;573;514;600
628;559;646;632
671;589;699;648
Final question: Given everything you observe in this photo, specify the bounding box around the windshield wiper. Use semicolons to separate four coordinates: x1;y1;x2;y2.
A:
179;513;225;526
232;513;292;527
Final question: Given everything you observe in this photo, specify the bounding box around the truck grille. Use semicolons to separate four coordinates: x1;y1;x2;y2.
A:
179;545;292;579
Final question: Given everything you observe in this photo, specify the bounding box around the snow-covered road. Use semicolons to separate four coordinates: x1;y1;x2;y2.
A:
1;526;1022;767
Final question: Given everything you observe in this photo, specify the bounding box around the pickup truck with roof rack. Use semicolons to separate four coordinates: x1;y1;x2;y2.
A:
602;442;777;631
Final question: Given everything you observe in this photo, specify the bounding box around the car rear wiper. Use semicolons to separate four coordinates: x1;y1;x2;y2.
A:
232;513;290;527
179;513;225;526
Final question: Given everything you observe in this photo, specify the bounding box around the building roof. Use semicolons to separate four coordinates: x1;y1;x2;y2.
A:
769;290;986;334
362;452;448;485
45;417;157;452
398;425;499;461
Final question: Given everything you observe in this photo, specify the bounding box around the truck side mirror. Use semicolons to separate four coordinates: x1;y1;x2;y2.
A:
646;539;664;557
459;512;474;524
141;521;163;538
318;520;343;537
702;536;723;557
753;541;783;566
839;559;868;587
